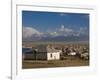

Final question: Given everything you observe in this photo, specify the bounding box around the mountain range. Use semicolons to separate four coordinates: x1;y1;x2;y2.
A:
22;26;89;42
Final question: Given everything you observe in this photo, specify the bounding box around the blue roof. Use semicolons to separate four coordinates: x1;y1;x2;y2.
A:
22;48;32;53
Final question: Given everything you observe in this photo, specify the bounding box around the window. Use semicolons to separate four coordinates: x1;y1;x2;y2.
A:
50;54;52;58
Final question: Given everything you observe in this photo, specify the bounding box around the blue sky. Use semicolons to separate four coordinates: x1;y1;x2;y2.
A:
22;11;89;33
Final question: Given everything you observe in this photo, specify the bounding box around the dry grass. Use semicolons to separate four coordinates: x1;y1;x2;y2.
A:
22;42;89;69
22;58;89;69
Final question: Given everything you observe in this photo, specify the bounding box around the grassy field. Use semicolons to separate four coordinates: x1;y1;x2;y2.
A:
22;58;89;69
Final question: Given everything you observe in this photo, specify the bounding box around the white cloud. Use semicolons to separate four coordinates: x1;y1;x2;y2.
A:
47;25;74;37
22;27;41;38
49;31;59;37
50;25;88;37
59;25;73;32
78;27;88;35
22;26;89;40
59;13;66;16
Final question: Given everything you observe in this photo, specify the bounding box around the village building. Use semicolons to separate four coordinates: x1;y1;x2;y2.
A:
23;45;62;60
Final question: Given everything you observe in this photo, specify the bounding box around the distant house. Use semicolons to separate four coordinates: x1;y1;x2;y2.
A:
22;47;33;60
80;52;89;60
68;52;76;56
23;45;62;60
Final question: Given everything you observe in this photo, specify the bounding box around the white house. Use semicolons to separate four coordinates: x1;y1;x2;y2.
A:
80;53;89;60
47;45;62;60
23;45;62;60
68;52;76;56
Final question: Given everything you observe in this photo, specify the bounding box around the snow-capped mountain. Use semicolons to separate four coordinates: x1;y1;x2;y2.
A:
22;26;89;42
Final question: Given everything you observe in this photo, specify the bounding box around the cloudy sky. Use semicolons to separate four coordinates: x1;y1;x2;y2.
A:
22;11;89;41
